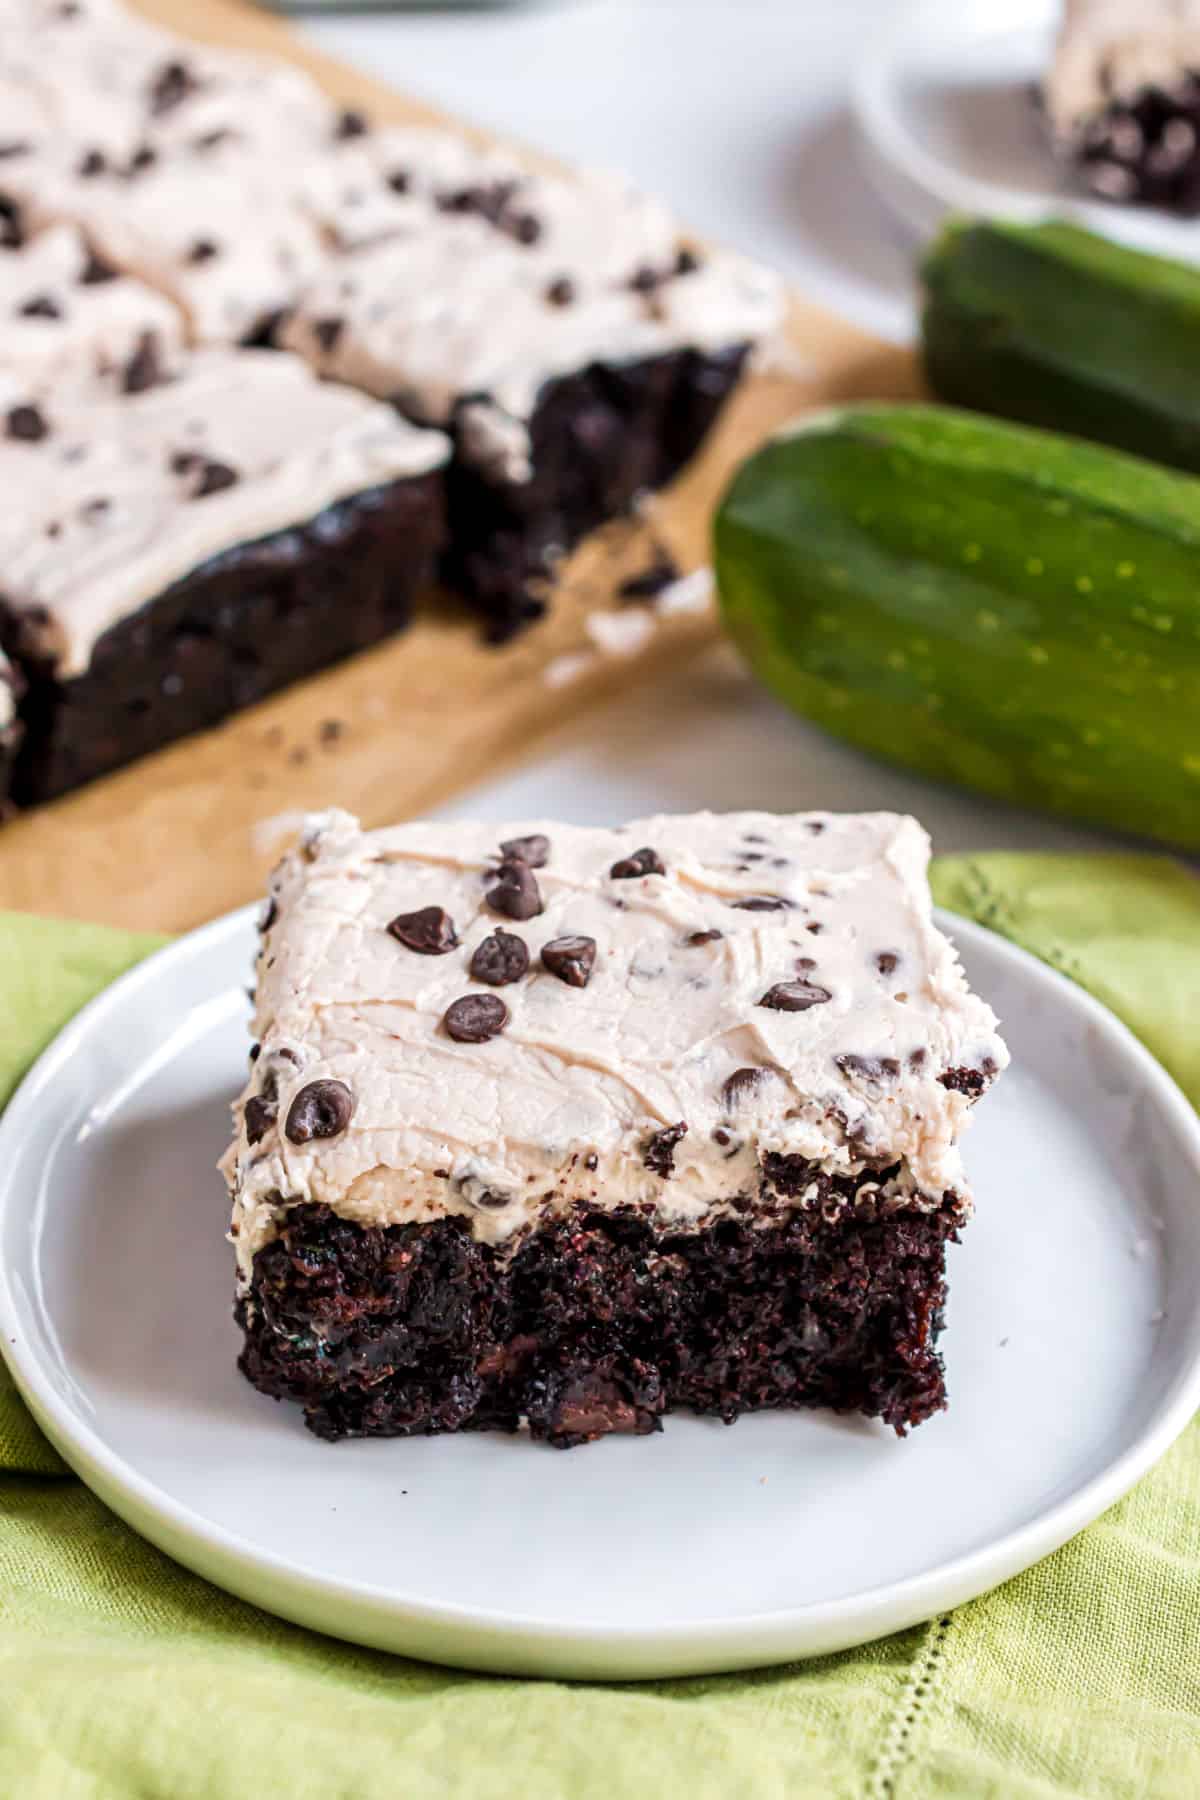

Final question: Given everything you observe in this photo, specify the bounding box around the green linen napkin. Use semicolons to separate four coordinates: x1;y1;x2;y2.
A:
1;855;1198;1800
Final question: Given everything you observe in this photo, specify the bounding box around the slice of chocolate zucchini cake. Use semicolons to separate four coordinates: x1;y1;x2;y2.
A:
224;808;1007;1448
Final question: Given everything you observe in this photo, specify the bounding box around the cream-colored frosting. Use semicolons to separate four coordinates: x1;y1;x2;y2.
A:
18;145;328;346
1047;0;1200;133
0;350;448;676
279;221;782;481
0;222;185;387
223;809;1008;1282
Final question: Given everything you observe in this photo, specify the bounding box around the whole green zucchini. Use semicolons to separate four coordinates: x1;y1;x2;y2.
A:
922;218;1200;474
714;404;1200;850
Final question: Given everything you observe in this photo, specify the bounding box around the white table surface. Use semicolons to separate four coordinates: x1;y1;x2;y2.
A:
301;0;1118;859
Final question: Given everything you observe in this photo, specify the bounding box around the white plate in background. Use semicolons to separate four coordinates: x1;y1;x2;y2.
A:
854;0;1200;261
1;906;1198;1679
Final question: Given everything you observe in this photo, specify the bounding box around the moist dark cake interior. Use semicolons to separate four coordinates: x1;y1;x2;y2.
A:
237;1181;959;1449
440;343;750;641
1068;80;1200;213
3;471;443;806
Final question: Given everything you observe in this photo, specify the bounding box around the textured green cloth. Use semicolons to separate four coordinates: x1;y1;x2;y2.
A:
1;856;1198;1800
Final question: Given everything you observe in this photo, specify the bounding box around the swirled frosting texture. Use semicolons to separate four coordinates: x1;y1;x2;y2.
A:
224;809;1007;1279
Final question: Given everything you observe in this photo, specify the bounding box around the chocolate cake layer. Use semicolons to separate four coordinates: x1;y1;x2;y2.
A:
443;343;750;640
5;470;443;805
238;1195;959;1448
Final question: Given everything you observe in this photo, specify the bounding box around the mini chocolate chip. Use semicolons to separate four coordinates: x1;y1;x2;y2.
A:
193;458;238;497
387;905;459;955
80;250;116;284
686;929;724;946
629;264;660;293
285;1078;354;1143
127;144;157;175
510;212;541;244
909;1048;928;1070
675;245;702;275
78;148;106;176
758;980;831;1012
470;929;529;985
836;1053;901;1081
194;127;233;152
712;1127;732;1147
0;141;30;159
122;331;163;394
545;276;575;306
334;107;369;140
584;1152;599;1172
805;922;823;935
18;293;61;319
387;168;411;194
248;1042;261;1062
313;315;344;353
875;952;900;975
243;1094;276;1145
721;1067;766;1109
643;1120;687;1178
260;897;278;933
149;59;196;117
732;895;792;912
444;993;509;1043
6;402;47;442
187;237;219;263
487;858;542;921
618;551;680;601
169;450;199;476
807;820;826;834
81;496;110;519
542;935;597;988
610;846;665;880
498;833;550;868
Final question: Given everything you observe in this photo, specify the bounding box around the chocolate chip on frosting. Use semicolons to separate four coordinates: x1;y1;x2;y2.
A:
732;896;792;912
643;1121;687;1177
243;1094;276;1145
334;107;370;141
148;59;197;117
686;929;724;946
387;168;411;194
313;315;344;354
470;929;529;985
875;952;900;975
444;993;509;1043
836;1053;901;1081
545;276;575;307
122;331;164;394
610;846;665;880
285;1079;354;1143
541;935;597;988
77;148;106;177
6;402;47;442
721;1067;767;1110
187;238;219;264
80;250;116;285
758;979;832;1012
0;141;30;159
499;833;550;868
487;858;543;921
387;906;459;955
18;293;62;319
192;458;239;497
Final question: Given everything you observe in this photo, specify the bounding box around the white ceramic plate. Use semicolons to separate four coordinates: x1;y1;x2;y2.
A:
2;906;1199;1680
854;0;1200;263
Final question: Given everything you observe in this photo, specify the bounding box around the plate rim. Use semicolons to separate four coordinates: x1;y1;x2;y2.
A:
2;901;1199;1677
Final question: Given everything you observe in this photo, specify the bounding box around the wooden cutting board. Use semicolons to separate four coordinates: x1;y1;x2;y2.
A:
0;0;919;932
